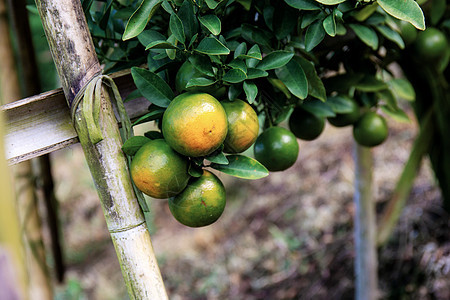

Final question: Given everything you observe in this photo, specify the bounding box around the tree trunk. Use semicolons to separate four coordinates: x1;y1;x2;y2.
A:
354;143;378;300
34;0;168;298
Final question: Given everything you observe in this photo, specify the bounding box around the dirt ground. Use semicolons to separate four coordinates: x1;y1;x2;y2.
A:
46;110;449;300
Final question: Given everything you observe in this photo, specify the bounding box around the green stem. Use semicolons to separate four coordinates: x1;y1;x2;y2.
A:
377;110;433;246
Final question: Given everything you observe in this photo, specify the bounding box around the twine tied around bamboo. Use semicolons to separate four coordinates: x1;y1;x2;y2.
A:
70;73;150;213
70;73;133;145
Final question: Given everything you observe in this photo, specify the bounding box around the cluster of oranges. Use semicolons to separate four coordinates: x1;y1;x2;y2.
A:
129;61;393;227
130;88;260;227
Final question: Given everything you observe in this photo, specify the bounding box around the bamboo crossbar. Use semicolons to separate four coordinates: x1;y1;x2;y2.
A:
1;69;148;165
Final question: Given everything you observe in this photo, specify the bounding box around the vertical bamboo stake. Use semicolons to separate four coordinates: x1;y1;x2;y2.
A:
34;0;168;298
8;0;65;282
0;111;24;300
354;143;378;300
0;0;52;299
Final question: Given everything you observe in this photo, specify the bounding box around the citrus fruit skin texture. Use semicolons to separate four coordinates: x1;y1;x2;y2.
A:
221;99;259;153
414;28;448;62
175;61;226;99
289;107;325;141
130;139;191;199
169;170;226;228
254;127;299;172
353;112;388;147
327;98;360;127
162;92;228;157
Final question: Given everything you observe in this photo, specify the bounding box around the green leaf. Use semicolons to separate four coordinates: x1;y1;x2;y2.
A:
132;109;165;126
205;151;229;165
145;40;178;50
305;19;326;51
381;105;410;123
430;0;446;26
294;56;326;102
323;13;336;37
188;55;215;77
315;0;346;4
177;0;198;42
237;0;252;10
323;73;364;93
302;99;335;117
188;163;203;177
198;14;221;35
228;60;247;74
257;51;294;70
211;155;269;179
122;136;151;156
228;84;242;100
326;95;357;113
223;69;247;83
238;44;262;60
243;81;258;104
165;35;177;59
131;67;174;107
234;42;247;58
170;13;185;45
284;0;321;10
377;0;425;30
301;11;323;29
186;77;216;88
268;78;292;99
195;37;230;55
205;0;221;9
349;24;379;50
355;75;387;92
273;4;297;40
247;68;269;79
138;29;166;46
375;25;404;49
376;89;399;110
275;59;308;100
387;78;415;101
241;24;273;48
123;0;162;40
124;89;142;103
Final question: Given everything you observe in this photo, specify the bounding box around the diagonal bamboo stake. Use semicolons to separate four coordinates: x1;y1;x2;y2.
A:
0;0;52;298
34;0;167;298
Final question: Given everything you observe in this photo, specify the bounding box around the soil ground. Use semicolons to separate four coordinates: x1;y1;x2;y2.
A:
46;110;449;300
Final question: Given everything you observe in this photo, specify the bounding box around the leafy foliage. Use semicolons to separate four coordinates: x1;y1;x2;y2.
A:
82;0;429;178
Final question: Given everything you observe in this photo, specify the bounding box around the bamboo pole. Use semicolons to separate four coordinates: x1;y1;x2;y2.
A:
0;0;52;298
34;0;168;298
8;0;65;282
0;110;24;300
353;143;378;300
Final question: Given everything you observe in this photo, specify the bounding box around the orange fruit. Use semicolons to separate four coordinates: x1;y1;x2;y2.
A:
289;107;325;141
130;139;191;199
168;170;226;227
254;127;299;172
162;92;228;157
414;28;448;62
353;111;388;147
221;99;259;153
